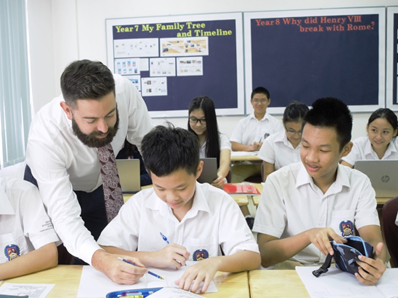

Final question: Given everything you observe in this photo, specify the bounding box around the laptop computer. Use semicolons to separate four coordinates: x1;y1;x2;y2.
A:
197;157;218;184
115;159;141;194
354;160;398;197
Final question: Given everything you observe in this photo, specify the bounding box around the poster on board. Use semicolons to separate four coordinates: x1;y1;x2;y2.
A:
106;13;244;118
386;6;398;111
244;8;385;114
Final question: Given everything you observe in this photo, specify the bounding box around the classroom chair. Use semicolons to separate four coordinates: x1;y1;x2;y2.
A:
382;196;398;268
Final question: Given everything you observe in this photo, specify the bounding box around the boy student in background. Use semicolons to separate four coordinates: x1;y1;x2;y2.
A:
188;96;231;188
229;87;283;227
341;108;398;168
258;101;309;181
253;97;387;286
98;125;260;293
0;176;59;280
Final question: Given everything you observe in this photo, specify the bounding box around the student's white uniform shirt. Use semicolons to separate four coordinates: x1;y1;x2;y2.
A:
230;113;283;146
342;136;398;166
199;133;231;158
98;182;259;259
253;162;379;264
0;177;59;264
24;74;153;264
257;130;300;170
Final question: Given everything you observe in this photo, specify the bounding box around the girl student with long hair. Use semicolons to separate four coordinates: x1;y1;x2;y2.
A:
341;108;398;168
188;96;231;188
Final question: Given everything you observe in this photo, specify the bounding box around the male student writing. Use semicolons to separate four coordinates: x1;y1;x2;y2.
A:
253;97;387;285
0;177;59;280
98;125;261;292
24;60;152;283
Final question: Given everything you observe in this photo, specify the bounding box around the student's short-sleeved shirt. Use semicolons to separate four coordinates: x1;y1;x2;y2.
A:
98;182;259;259
342;136;398;166
230;113;283;146
0;177;59;264
257;130;300;170
253;162;379;264
199;133;231;158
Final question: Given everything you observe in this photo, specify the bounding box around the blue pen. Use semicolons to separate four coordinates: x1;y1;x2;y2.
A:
118;257;164;280
160;232;170;244
160;232;187;266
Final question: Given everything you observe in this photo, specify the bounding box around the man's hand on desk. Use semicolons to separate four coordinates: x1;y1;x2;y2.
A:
91;249;147;284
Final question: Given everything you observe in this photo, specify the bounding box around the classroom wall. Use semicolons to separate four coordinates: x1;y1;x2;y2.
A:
26;0;398;140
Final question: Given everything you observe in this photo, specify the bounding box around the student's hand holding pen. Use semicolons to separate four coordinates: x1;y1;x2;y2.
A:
146;243;190;269
250;141;263;151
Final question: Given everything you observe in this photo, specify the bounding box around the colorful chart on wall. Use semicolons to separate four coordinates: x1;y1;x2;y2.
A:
244;8;386;114
386;6;398;111
106;13;244;118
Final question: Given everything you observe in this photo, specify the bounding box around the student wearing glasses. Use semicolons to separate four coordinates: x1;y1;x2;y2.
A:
258;101;309;181
188;96;231;189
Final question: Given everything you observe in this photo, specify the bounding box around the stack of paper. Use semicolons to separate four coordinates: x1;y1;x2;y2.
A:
77;261;217;298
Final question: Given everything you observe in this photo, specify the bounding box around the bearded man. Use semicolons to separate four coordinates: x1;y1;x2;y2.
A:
25;59;152;284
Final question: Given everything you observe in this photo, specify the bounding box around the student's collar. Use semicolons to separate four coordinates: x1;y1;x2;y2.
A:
296;163;350;195
0;186;15;215
182;182;211;220
383;139;398;157
146;182;210;221
364;138;375;157
249;112;269;121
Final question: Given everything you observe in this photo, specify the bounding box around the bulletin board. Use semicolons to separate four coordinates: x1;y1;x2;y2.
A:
386;7;398;111
106;13;244;118
244;8;386;114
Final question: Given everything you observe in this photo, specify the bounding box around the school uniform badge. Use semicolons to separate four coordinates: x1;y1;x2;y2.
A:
4;244;20;261
339;220;354;237
193;249;209;261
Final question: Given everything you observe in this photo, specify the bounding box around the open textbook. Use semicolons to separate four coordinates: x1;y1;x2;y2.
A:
77;261;217;298
296;266;398;298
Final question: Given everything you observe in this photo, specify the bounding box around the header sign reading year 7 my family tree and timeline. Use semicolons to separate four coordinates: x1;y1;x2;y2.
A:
106;13;244;118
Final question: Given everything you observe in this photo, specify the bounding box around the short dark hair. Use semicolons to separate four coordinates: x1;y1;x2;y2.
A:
251;87;270;100
367;108;398;137
60;59;115;106
283;101;309;124
188;96;220;166
303;97;352;151
141;124;199;177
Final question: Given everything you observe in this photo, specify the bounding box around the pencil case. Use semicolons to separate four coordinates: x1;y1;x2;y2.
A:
106;287;163;298
313;236;373;277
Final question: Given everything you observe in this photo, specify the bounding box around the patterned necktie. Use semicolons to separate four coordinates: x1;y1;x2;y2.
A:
98;144;124;222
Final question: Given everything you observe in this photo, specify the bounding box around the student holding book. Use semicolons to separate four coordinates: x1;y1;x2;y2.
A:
258;101;309;181
98;125;260;292
253;97;387;285
188;96;231;188
341;108;398;168
0;176;59;280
